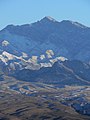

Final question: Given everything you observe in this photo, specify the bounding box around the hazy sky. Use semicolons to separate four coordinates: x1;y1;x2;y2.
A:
0;0;90;29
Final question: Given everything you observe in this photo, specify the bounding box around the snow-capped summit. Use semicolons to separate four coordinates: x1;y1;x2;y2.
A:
40;16;57;22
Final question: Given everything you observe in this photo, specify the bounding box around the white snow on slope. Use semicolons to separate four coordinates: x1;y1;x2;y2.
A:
2;40;9;46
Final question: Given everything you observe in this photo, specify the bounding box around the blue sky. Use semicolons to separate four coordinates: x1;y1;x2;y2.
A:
0;0;90;29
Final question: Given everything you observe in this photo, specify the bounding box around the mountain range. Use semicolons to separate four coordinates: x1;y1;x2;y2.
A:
0;17;90;119
0;16;90;62
0;16;90;85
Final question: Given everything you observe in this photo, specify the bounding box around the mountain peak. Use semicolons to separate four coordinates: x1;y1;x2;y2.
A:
40;16;57;23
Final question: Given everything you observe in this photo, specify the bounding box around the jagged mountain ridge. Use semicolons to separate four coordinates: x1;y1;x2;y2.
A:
14;60;90;86
0;16;90;61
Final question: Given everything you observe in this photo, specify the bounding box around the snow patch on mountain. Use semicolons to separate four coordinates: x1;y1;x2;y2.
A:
2;40;10;46
44;16;56;22
0;30;38;56
0;49;68;74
